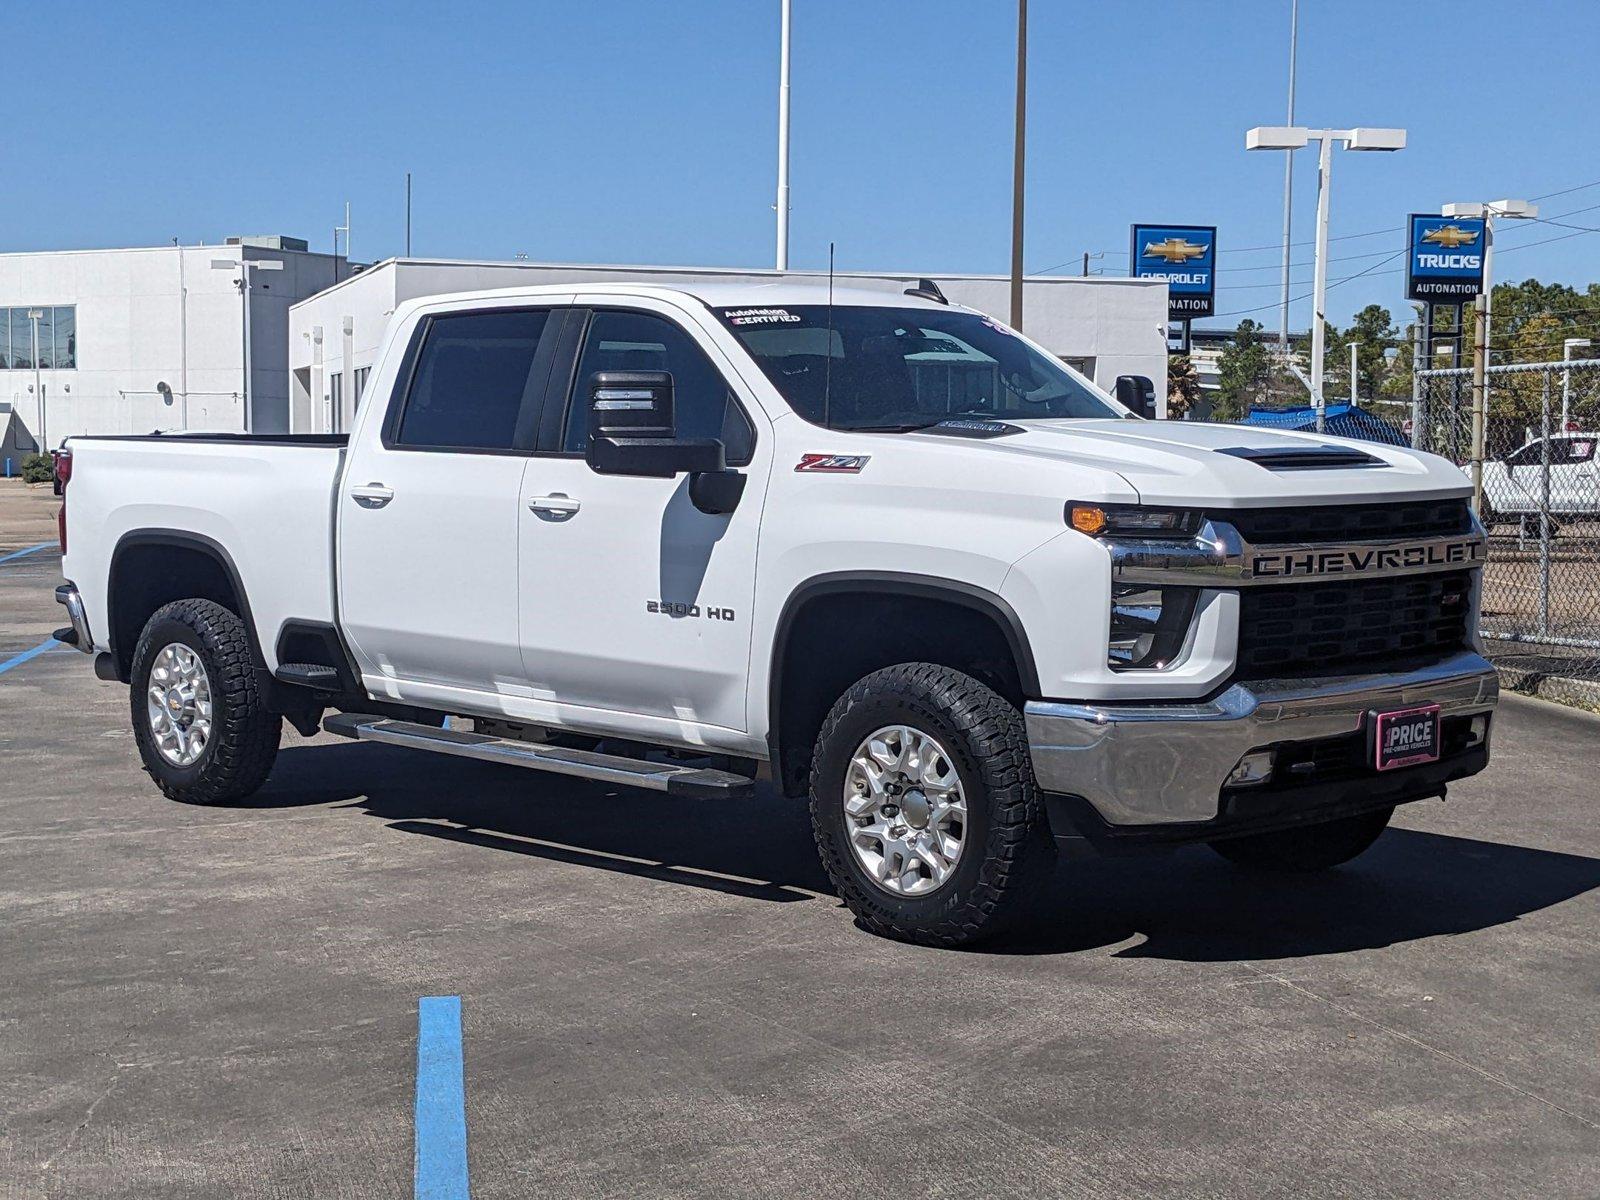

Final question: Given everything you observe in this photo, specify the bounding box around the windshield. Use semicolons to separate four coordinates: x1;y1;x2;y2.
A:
714;305;1123;430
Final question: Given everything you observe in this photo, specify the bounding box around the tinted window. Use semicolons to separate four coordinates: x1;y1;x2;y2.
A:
396;310;550;450
564;310;754;465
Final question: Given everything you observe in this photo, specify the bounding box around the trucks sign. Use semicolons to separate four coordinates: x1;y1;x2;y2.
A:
1131;224;1216;319
1406;214;1487;302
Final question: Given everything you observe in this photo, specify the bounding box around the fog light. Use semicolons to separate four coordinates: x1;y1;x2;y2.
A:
1468;715;1489;747
1108;585;1199;670
1226;750;1274;787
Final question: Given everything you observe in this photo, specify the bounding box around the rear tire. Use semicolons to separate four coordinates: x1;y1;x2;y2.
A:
1208;806;1393;873
130;599;280;805
808;663;1051;947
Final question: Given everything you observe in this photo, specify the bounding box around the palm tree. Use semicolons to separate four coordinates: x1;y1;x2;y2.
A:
1166;355;1201;420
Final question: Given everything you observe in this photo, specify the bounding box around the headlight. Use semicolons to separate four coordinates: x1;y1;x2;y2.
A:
1067;503;1200;538
1108;584;1198;670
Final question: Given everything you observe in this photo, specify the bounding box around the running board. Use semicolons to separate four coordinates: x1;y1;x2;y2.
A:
321;714;754;800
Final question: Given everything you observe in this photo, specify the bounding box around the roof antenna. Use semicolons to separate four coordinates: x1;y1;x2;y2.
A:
905;277;948;304
823;241;835;430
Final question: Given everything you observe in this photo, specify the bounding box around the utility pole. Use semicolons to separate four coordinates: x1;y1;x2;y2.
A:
1009;0;1027;329
1278;0;1298;361
775;0;792;270
406;173;413;257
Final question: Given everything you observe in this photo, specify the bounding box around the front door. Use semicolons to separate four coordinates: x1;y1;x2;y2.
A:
338;301;568;701
515;299;770;738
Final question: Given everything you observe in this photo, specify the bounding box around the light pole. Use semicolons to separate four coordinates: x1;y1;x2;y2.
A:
212;257;284;433
1277;0;1298;361
1562;338;1591;431
26;309;45;451
1440;199;1538;511
1009;0;1027;329
774;0;792;270
1246;126;1406;431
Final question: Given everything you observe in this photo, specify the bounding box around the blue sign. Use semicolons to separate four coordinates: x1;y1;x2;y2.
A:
1131;224;1216;319
1407;214;1487;302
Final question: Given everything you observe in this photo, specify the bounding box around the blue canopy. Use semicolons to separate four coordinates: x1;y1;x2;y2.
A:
1239;404;1408;447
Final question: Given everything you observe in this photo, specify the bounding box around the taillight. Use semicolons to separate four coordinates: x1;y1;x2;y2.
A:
53;449;71;554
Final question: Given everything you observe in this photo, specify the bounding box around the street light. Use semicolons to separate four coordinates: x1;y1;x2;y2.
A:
1564;337;1591;431
211;257;283;433
1439;199;1538;510
1246;125;1406;431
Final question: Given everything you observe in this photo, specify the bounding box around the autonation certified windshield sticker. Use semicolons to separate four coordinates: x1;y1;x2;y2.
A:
723;307;803;326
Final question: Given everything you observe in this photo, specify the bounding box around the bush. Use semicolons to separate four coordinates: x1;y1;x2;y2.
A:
20;453;54;484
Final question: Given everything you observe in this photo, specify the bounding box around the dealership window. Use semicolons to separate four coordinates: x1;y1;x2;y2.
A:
0;306;75;369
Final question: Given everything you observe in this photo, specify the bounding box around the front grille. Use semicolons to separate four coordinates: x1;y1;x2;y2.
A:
1218;500;1472;545
1235;571;1472;679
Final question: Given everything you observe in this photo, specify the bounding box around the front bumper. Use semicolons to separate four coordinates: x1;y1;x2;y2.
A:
1024;650;1498;828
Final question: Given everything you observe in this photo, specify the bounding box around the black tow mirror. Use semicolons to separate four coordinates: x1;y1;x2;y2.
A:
586;371;725;478
1115;375;1159;420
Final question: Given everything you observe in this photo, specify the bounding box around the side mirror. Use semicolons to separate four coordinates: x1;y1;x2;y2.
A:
1115;375;1159;420
586;371;724;478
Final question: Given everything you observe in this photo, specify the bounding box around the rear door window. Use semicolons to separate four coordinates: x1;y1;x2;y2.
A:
392;309;554;452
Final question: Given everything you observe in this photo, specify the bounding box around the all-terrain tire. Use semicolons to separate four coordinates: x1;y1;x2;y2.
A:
808;663;1051;946
130;599;280;805
1208;806;1394;872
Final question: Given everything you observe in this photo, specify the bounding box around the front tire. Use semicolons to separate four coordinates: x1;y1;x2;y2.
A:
1208;806;1393;873
808;663;1050;946
130;599;280;805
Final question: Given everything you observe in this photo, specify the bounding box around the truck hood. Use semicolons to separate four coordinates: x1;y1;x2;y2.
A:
929;418;1471;508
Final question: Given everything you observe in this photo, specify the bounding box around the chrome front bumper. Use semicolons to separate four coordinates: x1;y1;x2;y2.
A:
1025;650;1499;827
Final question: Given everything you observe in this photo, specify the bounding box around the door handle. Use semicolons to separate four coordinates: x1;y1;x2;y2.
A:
350;483;395;509
528;494;581;516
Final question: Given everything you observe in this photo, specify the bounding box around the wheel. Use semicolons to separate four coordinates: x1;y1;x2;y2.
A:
130;599;280;805
808;663;1051;946
1208;806;1393;873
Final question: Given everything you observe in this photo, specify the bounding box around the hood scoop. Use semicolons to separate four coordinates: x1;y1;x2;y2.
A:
1217;444;1386;471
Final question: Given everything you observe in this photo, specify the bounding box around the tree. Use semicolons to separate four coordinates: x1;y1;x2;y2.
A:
1214;319;1271;421
1165;354;1201;420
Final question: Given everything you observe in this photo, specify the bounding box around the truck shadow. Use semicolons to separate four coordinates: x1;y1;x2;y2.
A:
260;742;1600;961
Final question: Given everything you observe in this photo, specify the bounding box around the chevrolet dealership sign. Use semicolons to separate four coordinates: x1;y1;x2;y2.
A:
1406;214;1487;302
1131;224;1216;319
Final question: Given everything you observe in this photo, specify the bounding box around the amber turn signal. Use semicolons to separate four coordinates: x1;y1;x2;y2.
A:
1069;504;1108;536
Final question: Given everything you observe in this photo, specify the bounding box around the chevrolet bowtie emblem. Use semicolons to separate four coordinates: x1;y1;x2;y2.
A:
1143;237;1209;263
1421;224;1480;249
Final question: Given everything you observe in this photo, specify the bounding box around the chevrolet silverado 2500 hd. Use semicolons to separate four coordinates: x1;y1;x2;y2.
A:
53;281;1498;945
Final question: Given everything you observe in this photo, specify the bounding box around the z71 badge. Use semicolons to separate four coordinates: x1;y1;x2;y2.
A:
795;454;870;474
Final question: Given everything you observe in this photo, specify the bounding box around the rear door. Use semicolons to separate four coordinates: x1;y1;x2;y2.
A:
338;301;570;700
514;298;770;736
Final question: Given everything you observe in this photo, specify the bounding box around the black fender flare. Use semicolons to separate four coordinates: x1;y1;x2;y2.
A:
765;570;1042;768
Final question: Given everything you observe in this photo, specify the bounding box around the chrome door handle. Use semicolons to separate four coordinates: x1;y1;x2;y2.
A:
528;494;581;515
350;483;395;509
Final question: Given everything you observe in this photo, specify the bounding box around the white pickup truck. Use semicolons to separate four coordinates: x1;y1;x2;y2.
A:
53;281;1498;945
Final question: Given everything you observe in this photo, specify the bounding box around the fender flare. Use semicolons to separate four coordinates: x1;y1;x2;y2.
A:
107;529;265;679
765;570;1042;768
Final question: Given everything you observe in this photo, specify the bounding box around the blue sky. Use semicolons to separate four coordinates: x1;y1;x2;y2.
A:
12;1;1600;331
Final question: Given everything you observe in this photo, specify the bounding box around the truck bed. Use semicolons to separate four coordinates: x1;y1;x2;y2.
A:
60;434;347;672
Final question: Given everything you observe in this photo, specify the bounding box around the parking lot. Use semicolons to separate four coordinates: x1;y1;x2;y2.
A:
2;478;1599;1198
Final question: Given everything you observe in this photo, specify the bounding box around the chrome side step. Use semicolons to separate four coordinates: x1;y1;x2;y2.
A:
321;714;754;800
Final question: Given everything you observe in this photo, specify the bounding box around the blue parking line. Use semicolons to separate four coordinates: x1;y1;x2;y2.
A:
415;996;470;1199
0;638;64;677
0;542;54;566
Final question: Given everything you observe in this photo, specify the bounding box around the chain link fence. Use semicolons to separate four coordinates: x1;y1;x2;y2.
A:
1216;358;1600;690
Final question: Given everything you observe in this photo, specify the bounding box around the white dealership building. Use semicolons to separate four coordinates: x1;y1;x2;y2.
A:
287;259;1171;433
0;237;345;456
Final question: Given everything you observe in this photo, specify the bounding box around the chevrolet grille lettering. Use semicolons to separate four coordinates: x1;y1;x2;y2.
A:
1250;539;1484;578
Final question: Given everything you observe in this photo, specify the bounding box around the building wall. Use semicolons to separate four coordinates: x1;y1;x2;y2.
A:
0;244;343;449
288;259;1171;432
